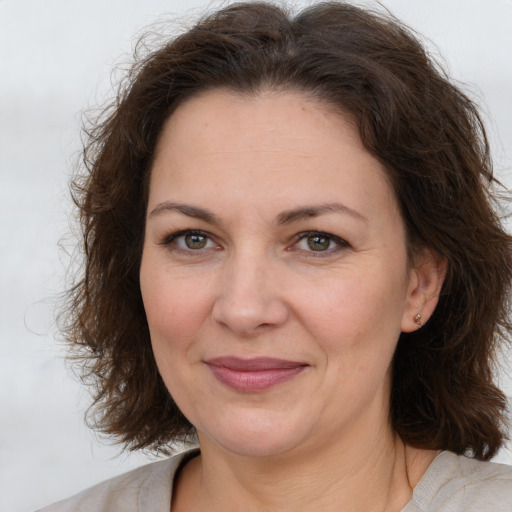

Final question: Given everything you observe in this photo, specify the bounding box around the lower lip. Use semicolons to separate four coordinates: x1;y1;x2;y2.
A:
207;365;306;392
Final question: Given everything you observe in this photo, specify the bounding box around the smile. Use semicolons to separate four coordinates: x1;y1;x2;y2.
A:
205;357;309;393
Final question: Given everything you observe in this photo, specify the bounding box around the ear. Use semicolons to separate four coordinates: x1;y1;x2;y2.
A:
401;248;447;333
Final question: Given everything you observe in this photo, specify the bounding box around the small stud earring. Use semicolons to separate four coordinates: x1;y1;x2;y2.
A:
414;313;423;327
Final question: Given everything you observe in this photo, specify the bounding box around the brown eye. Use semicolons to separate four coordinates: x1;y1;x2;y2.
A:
185;233;208;249
306;234;331;251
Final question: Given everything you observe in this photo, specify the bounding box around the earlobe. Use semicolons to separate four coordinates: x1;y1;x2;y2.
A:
401;248;447;333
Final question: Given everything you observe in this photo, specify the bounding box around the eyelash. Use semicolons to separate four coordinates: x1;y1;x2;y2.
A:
160;229;350;256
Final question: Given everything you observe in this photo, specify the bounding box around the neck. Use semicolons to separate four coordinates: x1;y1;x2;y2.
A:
173;421;435;512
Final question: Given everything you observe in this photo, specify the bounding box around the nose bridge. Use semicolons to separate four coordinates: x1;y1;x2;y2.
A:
212;244;288;334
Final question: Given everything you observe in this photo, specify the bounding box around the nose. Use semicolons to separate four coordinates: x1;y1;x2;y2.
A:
212;250;289;336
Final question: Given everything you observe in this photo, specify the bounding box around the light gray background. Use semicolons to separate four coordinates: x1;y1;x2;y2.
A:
1;1;511;511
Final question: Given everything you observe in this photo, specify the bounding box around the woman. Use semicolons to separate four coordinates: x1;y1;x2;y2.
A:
39;1;512;511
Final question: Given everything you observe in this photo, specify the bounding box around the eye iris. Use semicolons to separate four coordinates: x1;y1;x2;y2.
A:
185;233;207;249
307;234;330;251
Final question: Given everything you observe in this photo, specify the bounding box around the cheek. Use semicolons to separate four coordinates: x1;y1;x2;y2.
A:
297;273;404;337
297;275;405;407
140;269;213;411
140;263;212;357
292;269;407;378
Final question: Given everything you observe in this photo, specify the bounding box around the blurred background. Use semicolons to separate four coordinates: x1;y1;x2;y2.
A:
1;0;511;510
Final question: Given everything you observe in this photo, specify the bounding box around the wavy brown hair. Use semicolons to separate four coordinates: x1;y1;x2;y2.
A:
62;1;512;459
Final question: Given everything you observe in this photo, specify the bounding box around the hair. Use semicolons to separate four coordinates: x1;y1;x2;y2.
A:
62;1;512;459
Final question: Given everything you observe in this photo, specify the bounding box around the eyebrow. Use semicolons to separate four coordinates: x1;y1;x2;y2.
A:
148;200;367;225
277;203;368;225
148;201;220;224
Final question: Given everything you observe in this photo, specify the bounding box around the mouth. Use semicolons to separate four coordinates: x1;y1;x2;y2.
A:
204;357;309;393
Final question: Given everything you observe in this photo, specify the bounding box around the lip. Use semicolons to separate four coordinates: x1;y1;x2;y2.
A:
205;357;308;393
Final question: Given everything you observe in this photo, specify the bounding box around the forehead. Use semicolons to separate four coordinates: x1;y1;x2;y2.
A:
157;88;363;162
148;88;397;223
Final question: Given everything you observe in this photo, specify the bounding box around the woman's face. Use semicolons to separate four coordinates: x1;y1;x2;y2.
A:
140;89;423;458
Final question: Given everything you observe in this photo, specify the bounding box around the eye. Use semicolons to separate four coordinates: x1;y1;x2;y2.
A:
181;233;210;250
293;231;349;254
162;230;219;251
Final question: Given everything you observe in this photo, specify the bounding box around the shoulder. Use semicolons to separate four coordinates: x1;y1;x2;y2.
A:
409;451;512;512
36;448;199;512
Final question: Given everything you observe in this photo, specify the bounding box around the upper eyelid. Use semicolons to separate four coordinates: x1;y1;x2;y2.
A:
161;229;216;245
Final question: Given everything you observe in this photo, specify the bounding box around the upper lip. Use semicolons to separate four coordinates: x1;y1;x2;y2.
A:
205;357;308;371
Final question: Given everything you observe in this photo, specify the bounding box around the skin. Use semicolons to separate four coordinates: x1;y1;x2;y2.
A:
140;89;446;511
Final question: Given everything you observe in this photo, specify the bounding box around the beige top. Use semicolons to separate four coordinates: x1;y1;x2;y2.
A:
37;450;512;511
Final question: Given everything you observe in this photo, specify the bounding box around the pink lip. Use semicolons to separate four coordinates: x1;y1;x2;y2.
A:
205;357;308;393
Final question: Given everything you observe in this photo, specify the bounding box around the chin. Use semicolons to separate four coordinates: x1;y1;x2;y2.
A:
210;433;304;459
196;410;315;458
